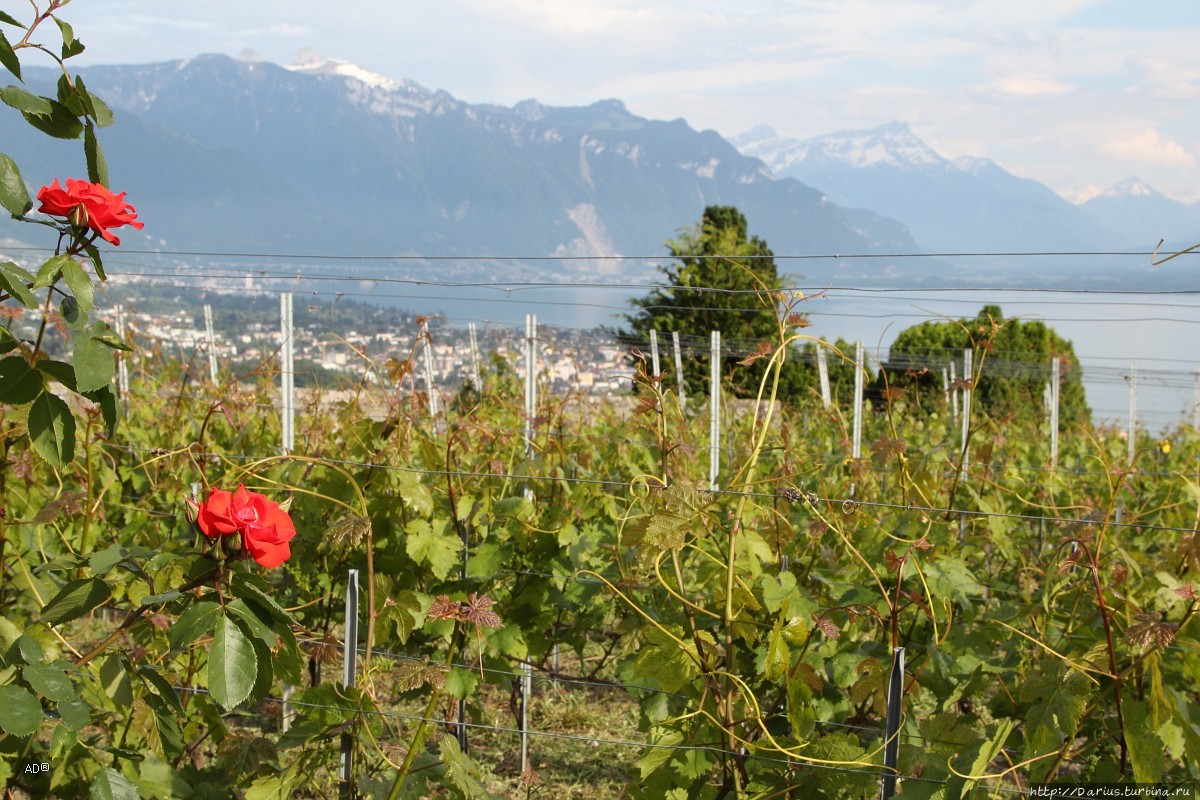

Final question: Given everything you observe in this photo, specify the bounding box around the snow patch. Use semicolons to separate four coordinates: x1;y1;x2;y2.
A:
287;55;401;92
1101;177;1158;198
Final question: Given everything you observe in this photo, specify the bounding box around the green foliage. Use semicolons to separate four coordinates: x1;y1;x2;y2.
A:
0;13;1197;799
618;205;816;399
878;304;1089;425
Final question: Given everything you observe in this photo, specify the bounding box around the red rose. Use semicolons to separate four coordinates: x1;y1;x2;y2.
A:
192;485;296;568
37;178;144;246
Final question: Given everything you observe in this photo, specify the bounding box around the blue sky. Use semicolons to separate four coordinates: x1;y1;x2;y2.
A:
56;1;1200;204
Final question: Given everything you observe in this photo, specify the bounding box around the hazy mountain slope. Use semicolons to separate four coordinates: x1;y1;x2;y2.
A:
734;122;1119;252
2;55;923;269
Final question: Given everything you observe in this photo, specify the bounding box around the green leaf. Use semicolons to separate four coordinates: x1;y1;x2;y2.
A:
273;625;303;686
15;633;45;664
87;320;133;351
60;294;83;328
100;653;133;707
954;717;1015;798
145;693;184;760
23;662;74;702
786;678;816;740
168;600;220;653
0;33;21;82
0;326;18;355
0;355;44;404
405;518;462;581
53;17;84;59
226;598;276;645
33;253;71;289
1020;660;1090;780
438;735;496;799
230;573;294;625
88;544;125;576
77;78;114;127
60;256;94;311
0;153;30;216
0;683;42;736
36;358;76;389
0;262;37;307
248;633;273;704
84;383;119;435
209;613;258;710
0;11;24;27
1;85;49;114
21;97;84;139
763;616;790;681
1125;699;1165;784
29;390;75;468
377;589;422;645
89;766;140;800
40;577;109;626
73;333;114;393
638;730;683;779
84;119;109;186
137;665;185;718
58;694;91;730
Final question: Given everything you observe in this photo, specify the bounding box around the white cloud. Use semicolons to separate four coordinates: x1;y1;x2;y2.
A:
1102;128;1196;167
1125;56;1200;99
979;74;1075;97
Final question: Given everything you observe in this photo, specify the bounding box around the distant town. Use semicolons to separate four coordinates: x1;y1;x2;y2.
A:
101;278;643;398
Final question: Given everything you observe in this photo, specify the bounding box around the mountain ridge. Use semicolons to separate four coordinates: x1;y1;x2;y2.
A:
0;54;927;279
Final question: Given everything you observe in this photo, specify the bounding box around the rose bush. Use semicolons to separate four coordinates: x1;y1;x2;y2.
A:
190;484;297;568
37;177;144;245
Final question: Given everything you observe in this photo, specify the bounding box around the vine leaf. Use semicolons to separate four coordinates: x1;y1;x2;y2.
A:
406;518;462;580
1020;660;1089;779
439;735;498;799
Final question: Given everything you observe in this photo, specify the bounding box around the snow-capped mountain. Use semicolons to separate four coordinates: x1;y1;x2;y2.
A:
733;123;1117;253
1082;178;1200;247
0;54;924;274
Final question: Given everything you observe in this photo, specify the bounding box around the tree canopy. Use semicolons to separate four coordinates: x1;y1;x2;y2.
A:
618;206;817;399
876;305;1089;425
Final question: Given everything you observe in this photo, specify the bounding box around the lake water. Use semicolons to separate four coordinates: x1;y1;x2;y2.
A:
143;253;1200;432
387;281;1200;433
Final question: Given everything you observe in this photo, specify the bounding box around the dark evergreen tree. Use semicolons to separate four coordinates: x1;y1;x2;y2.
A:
618;206;818;400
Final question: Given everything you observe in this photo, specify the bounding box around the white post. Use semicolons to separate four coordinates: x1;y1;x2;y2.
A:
709;331;721;491
468;322;483;392
649;329;661;378
280;293;294;453
942;366;949;408
961;349;972;478
420;321;438;418
115;305;130;399
852;341;864;460
1193;365;1200;432
521;314;536;773
672;332;686;412
1050;357;1060;468
340;569;359;796
203;303;218;384
816;345;832;409
1128;363;1137;465
949;361;958;423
